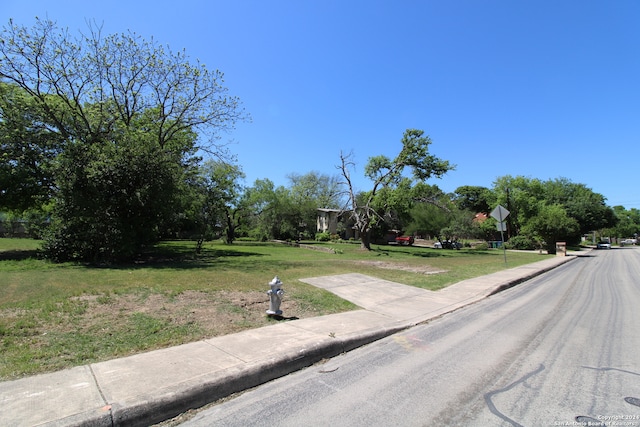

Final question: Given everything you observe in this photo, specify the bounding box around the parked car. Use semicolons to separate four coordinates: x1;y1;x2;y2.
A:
434;240;461;250
596;240;611;249
395;235;414;246
621;239;637;246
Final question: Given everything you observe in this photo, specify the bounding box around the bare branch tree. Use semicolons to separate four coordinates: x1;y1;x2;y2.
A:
336;129;454;250
0;18;248;151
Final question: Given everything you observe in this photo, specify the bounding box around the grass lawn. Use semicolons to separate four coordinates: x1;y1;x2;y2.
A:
0;238;551;380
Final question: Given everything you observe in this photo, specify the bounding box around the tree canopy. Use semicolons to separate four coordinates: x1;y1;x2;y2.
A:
339;129;454;249
0;18;246;261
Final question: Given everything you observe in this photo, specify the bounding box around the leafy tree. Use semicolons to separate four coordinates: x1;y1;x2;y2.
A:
521;203;579;253
611;206;640;240
195;160;246;245
0;19;244;151
369;178;415;237
287;171;343;238
406;201;451;239
452;185;492;214
41;127;195;261
489;175;615;250
242;179;300;241
492;175;545;239
543;178;617;236
287;171;343;209
0;18;246;261
373;181;453;240
338;129;453;249
0;82;62;212
440;209;483;242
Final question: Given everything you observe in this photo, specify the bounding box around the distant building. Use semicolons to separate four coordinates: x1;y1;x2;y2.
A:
316;208;358;240
473;212;488;223
316;208;341;234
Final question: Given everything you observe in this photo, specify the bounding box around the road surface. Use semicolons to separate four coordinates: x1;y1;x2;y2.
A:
180;247;640;427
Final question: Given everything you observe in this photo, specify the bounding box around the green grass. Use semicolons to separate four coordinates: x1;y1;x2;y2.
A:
0;238;552;379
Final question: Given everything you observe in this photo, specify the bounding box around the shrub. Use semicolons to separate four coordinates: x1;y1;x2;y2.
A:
315;232;331;242
505;235;537;250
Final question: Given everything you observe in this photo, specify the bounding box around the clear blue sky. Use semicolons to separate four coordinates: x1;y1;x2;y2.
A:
4;1;640;208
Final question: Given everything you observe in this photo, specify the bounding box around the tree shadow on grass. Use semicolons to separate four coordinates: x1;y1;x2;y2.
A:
0;241;270;270
104;246;268;270
412;250;499;258
374;246;495;259
0;249;40;261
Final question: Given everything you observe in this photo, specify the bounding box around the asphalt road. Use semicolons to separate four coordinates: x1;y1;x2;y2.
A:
180;247;640;427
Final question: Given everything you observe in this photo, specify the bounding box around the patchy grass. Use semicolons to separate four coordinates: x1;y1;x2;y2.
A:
0;238;550;379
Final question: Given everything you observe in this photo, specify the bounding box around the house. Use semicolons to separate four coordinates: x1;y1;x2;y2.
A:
316;208;341;234
473;212;488;223
316;208;358;240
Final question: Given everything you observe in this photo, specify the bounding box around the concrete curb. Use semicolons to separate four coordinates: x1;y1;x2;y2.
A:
112;323;412;427
488;254;577;296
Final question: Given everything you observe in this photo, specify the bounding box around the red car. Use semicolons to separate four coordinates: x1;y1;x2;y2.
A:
395;235;414;245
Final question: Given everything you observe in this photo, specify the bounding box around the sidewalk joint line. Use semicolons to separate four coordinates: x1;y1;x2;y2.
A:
89;364;114;425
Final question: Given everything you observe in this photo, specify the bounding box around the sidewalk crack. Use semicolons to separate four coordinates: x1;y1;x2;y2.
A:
89;365;114;426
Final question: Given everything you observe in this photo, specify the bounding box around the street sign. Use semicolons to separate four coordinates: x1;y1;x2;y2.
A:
490;205;510;222
491;205;510;265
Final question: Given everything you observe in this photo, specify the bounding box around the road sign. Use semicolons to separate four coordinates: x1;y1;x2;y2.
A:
491;205;510;266
490;205;510;222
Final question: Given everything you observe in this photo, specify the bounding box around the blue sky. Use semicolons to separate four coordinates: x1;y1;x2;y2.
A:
3;1;640;208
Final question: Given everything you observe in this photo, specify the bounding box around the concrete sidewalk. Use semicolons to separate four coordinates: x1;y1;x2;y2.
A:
0;254;578;427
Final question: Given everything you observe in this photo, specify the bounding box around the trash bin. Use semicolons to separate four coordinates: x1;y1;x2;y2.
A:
555;242;566;256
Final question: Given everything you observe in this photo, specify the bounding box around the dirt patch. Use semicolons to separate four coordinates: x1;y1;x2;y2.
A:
0;289;329;380
357;260;447;275
62;290;312;339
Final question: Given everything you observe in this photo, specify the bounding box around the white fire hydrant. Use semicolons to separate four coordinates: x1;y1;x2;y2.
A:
266;276;285;316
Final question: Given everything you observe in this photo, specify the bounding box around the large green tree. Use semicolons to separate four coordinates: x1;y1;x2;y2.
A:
242;179;300;241
42;126;194;261
610;206;640;240
339;129;453;249
287;171;343;238
543;178;617;236
0;18;246;261
492;176;545;239
521;203;579;253
406;201;451;240
490;175;617;251
0;82;62;212
452;185;492;214
195;160;246;245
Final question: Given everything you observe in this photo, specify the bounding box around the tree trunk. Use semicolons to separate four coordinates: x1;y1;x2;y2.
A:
360;229;372;250
224;212;235;244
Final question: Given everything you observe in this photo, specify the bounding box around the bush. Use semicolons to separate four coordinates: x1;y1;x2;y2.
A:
315;232;331;242
505;235;537;250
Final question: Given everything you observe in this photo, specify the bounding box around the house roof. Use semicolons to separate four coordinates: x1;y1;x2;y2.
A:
473;212;488;222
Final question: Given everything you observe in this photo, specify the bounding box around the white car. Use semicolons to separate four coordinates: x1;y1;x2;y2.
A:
596;241;611;249
621;239;637;246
